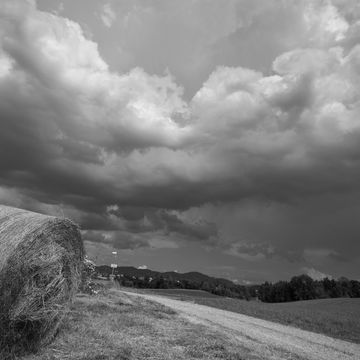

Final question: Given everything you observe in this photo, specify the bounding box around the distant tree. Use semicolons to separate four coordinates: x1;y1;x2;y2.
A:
338;277;351;297
323;278;342;298
350;280;360;297
200;281;211;292
313;280;327;299
273;281;293;302
258;282;272;302
290;275;316;301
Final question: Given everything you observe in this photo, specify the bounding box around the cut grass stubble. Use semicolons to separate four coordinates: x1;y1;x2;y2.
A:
22;289;257;360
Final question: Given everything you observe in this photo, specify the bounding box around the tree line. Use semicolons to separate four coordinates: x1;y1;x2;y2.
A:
258;275;360;302
115;273;360;302
96;266;360;303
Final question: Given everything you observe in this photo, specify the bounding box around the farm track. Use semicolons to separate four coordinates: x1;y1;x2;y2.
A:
121;290;360;360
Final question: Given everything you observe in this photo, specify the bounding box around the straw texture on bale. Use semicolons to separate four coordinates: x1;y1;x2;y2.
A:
0;205;84;355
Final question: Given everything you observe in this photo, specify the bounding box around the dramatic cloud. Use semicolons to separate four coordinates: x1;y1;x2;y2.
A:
303;267;333;280
1;0;360;281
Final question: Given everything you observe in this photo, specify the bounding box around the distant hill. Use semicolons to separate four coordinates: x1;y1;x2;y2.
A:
96;265;234;287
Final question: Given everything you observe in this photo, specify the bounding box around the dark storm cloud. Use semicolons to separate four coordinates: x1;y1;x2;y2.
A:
146;210;218;242
82;230;150;250
80;206;219;244
107;206;146;222
1;0;360;279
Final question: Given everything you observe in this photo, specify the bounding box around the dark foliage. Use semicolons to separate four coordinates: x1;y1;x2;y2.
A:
258;275;360;303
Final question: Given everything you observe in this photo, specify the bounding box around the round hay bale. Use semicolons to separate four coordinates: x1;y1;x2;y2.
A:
0;205;84;355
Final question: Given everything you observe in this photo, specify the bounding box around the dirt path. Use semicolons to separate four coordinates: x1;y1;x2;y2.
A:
121;290;360;360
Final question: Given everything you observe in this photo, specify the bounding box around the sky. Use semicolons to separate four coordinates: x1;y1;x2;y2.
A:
0;0;360;284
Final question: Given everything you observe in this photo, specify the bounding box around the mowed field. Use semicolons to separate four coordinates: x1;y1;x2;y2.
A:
20;289;252;360
18;286;360;360
145;289;360;343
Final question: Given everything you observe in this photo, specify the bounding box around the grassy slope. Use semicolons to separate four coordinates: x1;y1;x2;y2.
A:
20;289;261;360
148;292;360;344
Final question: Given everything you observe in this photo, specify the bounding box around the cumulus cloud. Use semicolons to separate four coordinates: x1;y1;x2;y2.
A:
0;1;189;155
0;0;189;208
1;0;360;279
303;267;332;280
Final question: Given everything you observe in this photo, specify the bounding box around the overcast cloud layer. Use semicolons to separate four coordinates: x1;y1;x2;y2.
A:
1;0;360;282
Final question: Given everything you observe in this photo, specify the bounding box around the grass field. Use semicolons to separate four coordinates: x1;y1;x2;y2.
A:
145;290;360;344
19;289;259;360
